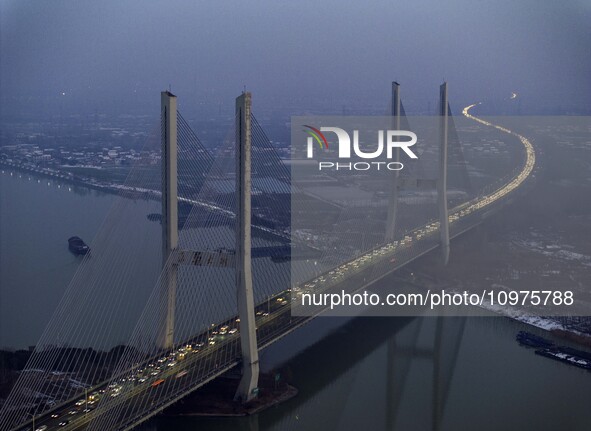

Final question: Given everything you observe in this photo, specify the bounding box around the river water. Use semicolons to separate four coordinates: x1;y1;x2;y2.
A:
1;168;590;430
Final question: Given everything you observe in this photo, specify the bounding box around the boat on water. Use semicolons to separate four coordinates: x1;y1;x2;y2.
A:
558;346;591;361
535;348;591;371
516;331;554;348
68;236;90;255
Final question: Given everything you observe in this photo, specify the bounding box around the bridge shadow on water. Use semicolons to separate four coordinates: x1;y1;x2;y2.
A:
148;315;466;431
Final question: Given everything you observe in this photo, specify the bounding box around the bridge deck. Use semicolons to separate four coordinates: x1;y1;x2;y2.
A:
10;109;536;431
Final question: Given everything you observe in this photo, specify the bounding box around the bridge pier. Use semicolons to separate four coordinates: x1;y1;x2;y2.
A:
437;83;450;265
160;91;178;350
234;92;260;402
385;82;401;243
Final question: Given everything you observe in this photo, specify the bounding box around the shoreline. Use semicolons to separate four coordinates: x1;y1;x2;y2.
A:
0;160;161;200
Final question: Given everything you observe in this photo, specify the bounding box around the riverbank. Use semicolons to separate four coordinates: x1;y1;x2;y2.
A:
0;160;159;200
487;306;591;349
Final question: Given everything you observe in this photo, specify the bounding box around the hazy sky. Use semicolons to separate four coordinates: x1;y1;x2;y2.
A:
1;0;590;116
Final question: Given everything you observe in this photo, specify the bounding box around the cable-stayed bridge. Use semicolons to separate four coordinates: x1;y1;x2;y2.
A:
0;83;535;431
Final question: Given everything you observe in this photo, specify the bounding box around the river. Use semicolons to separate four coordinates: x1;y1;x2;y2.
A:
1;168;590;431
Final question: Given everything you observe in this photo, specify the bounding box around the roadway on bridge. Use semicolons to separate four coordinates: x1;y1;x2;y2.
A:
18;104;536;431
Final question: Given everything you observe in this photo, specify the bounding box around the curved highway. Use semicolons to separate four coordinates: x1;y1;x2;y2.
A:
11;102;536;431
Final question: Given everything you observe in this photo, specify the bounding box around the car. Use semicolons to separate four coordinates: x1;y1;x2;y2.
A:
151;379;165;388
58;421;70;427
51;414;59;418
35;426;48;431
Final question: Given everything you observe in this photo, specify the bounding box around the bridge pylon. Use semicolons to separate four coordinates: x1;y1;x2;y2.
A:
158;90;260;399
438;83;450;265
234;92;260;402
385;81;402;242
160;90;178;350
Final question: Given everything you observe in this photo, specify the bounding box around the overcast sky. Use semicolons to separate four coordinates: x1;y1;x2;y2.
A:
1;0;590;116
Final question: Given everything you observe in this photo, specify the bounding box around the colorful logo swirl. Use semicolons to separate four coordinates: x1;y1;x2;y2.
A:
303;125;328;149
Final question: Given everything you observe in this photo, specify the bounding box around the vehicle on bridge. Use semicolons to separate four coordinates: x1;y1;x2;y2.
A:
151;379;165;388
